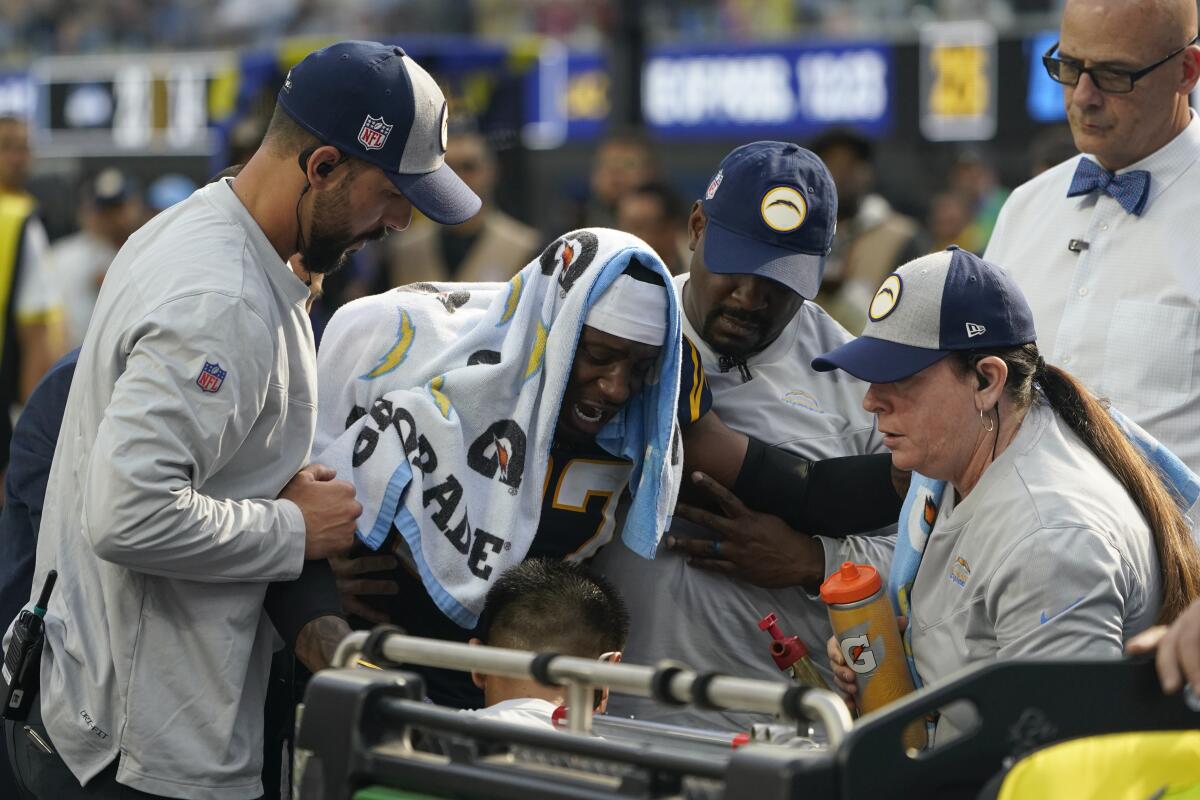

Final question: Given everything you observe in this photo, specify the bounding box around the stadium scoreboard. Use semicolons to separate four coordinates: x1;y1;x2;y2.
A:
30;52;238;157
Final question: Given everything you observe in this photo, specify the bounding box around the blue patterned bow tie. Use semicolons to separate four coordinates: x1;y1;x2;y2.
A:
1067;158;1151;216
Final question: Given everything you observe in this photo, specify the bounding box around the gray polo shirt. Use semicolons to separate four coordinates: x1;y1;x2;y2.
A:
910;402;1161;742
9;178;313;798
595;274;893;730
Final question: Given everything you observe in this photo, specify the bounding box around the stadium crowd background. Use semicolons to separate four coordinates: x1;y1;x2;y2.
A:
0;0;1088;380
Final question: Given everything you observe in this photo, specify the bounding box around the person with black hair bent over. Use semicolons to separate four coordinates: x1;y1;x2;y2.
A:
465;559;629;729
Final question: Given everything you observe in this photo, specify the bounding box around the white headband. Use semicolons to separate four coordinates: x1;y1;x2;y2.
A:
584;274;668;346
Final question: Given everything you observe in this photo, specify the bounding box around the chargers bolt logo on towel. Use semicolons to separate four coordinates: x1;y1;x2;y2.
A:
539;231;599;295
428;375;453;419
196;361;227;393
524;320;548;381
357;115;393;150
869;274;903;322
760;186;808;232
361;309;415;380
497;273;523;327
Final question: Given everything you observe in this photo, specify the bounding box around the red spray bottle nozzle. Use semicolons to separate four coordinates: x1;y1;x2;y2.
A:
758;611;808;671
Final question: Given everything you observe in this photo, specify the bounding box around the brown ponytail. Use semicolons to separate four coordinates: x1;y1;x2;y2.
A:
955;344;1200;623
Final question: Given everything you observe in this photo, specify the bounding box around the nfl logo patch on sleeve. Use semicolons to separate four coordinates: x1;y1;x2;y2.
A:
196;361;227;393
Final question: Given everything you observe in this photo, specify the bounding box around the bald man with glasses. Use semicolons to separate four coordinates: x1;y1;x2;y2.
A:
983;0;1200;478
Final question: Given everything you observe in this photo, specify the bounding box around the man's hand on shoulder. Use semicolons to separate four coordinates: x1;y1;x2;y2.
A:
280;463;362;560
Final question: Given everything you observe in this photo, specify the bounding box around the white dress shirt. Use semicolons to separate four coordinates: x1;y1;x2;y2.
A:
984;111;1200;471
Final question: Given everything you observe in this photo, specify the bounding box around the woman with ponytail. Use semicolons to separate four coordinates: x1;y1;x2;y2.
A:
812;247;1200;742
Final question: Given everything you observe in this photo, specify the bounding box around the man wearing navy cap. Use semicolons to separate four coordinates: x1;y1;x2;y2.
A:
593;141;897;729
4;42;476;799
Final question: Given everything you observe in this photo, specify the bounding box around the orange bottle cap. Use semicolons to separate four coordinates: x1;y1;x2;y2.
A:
819;561;882;605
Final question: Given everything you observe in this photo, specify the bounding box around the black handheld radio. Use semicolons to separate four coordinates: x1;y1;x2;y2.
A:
1;570;57;721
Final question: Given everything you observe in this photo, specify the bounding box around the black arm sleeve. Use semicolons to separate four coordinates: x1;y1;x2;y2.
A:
733;440;901;537
263;558;344;649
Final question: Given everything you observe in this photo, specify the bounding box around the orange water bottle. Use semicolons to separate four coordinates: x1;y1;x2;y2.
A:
820;561;925;750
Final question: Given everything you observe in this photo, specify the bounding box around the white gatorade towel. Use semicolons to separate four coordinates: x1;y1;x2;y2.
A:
313;228;683;628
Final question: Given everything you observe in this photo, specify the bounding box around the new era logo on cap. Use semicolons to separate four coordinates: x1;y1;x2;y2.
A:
811;247;1037;383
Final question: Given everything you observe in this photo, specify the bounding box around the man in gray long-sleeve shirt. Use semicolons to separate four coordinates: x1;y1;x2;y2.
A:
3;42;480;799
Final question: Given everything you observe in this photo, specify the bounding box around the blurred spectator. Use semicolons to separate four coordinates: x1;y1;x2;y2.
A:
615;180;688;275
385;129;539;285
808;129;927;333
927;190;974;252
1029;124;1079;178
586;129;659;227
145;172;198;217
0;115;63;476
946;149;1009;253
46;168;143;347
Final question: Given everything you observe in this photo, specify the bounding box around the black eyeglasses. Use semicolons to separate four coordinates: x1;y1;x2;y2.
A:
1043;35;1199;94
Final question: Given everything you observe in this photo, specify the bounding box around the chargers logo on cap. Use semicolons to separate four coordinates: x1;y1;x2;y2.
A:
869;274;903;322
358;115;393;150
760;186;808;232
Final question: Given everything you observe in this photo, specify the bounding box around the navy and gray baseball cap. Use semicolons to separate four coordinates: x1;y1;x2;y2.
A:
277;40;481;225
700;141;837;300
811;247;1037;383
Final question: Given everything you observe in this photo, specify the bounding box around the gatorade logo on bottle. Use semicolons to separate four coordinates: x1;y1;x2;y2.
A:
841;633;878;675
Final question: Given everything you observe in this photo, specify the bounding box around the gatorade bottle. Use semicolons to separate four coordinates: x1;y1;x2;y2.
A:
820;561;925;750
758;612;831;691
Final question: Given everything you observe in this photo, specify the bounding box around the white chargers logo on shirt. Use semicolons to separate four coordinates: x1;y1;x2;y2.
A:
782;389;821;412
948;555;971;588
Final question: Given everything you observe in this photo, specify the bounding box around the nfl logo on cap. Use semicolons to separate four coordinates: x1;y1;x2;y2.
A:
357;115;393;150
